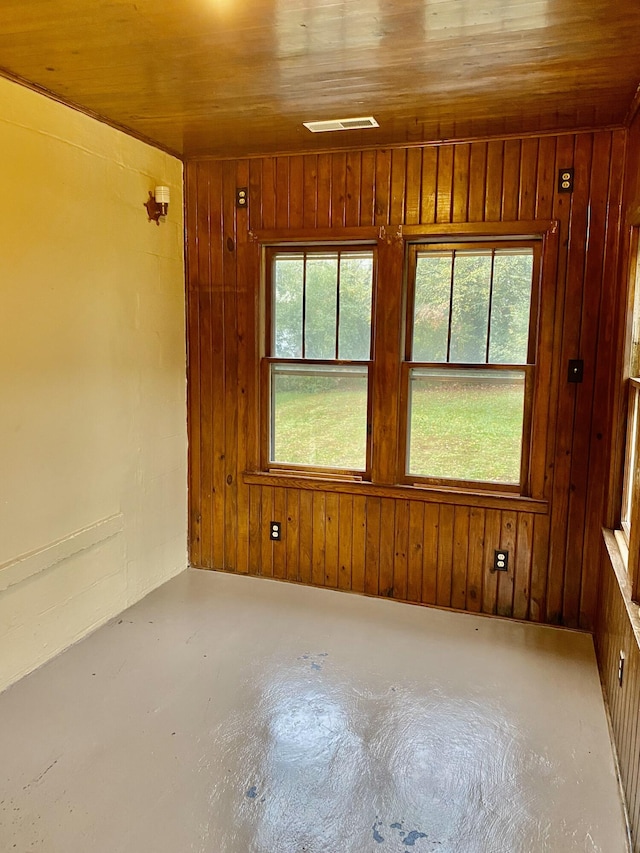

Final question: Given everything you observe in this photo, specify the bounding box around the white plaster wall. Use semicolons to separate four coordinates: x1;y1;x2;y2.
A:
0;76;187;692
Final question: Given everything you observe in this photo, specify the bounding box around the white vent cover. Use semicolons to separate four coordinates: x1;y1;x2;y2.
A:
303;116;379;133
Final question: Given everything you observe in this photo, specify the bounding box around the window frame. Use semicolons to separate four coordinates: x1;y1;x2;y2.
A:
621;377;640;542
618;224;640;599
253;221;555;508
398;238;542;494
261;243;377;479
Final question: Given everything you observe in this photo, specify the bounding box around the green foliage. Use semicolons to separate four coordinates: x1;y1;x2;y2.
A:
413;249;533;365
489;252;534;363
274;256;304;357
273;252;373;360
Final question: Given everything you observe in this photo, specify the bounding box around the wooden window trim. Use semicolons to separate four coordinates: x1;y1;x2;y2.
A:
401;221;557;240
261;360;374;478
252;220;557;246
621;377;640;543
399;239;542;496
614;222;640;601
242;470;549;515
627;379;640;601
398;363;535;494
256;221;557;503
262;244;376;477
608;220;640;533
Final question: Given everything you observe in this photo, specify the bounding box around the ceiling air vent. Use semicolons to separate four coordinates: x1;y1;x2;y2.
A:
303;116;379;133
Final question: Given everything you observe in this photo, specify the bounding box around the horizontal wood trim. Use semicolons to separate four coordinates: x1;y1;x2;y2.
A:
243;471;549;514
401;220;557;238
186;127;627;164
406;362;536;371
250;227;382;244
250;221;557;244
264;358;370;367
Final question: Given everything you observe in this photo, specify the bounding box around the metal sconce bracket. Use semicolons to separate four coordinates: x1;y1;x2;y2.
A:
145;191;166;225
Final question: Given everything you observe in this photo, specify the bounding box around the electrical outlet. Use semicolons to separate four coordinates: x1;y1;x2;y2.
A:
236;187;248;208
493;550;509;572
619;650;626;687
557;168;574;193
567;359;584;383
270;521;281;541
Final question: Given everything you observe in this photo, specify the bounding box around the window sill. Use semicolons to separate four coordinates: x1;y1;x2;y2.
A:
243;471;548;514
613;528;629;571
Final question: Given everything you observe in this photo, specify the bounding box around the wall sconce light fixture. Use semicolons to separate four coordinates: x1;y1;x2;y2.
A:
145;185;170;224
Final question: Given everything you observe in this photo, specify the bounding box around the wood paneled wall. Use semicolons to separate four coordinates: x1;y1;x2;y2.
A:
245;488;546;619
186;129;625;629
595;108;640;850
596;541;639;851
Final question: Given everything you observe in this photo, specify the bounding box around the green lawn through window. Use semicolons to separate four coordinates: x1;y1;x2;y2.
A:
408;377;524;483
273;381;524;482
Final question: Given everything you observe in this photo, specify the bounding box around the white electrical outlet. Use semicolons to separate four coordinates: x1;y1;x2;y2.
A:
270;521;281;541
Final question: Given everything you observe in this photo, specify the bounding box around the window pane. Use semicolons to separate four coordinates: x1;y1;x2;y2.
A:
273;255;304;358
305;255;338;359
622;385;639;531
271;363;368;470
450;252;492;363
489;250;534;364
412;253;452;362
338;253;374;360
407;368;525;483
630;251;640;377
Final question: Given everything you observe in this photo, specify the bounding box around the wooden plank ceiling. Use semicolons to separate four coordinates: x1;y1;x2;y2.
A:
1;0;639;159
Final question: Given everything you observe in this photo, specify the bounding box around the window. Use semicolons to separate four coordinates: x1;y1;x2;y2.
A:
616;226;640;600
263;246;375;474
259;226;548;498
620;230;640;573
401;242;540;491
621;379;640;542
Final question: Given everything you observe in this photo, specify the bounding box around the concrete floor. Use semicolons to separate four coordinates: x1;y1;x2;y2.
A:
0;570;629;852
